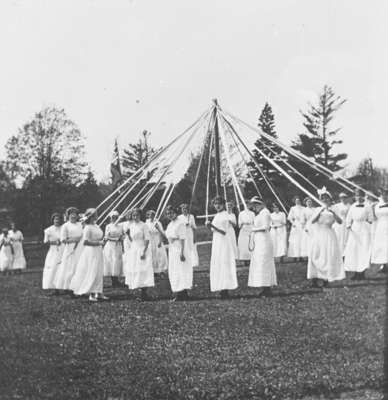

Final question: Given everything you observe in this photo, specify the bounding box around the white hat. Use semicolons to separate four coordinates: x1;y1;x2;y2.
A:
250;196;263;205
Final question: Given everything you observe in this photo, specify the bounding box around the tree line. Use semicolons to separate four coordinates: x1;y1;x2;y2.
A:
0;85;386;236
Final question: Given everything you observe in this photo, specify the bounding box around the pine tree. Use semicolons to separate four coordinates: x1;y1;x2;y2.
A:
292;85;347;175
122;131;156;177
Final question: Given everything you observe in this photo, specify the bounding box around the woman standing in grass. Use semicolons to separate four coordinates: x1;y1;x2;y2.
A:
332;192;350;256
123;208;153;301
42;213;64;293
160;205;192;301
371;188;388;273
178;203;198;268
270;203;287;262
146;210;168;275
0;228;14;274
226;201;238;260
54;207;83;292
70;208;108;302
248;197;277;296
303;197;317;257
307;189;345;288
103;210;125;288
287;196;307;262
237;204;255;266
9;222;26;273
207;196;238;299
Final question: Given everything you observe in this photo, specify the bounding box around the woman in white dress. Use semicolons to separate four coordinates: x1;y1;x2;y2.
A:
226;201;238;259
287;196;307;261
237;205;255;265
248;197;277;296
332;192;350;256
9;222;26;272
159;205;192;301
121;211;133;257
344;189;373;280
146;210;168;275
178;204;199;268
54;207;83;293
70;208;108;302
307;189;345;287
42;213;64;293
303;197;316;257
207;196;238;299
0;228;14;274
123;208;154;301
270;203;287;262
371;188;388;272
103;210;125;288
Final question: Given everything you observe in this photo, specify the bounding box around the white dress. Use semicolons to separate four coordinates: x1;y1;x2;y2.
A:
307;208;345;282
270;211;287;258
123;221;154;289
54;221;83;290
42;225;64;289
248;209;277;287
344;203;373;272
303;206;316;256
178;214;199;267
70;224;104;295
332;202;350;255
287;205;307;258
371;202;388;264
103;223;124;276
226;212;238;259
9;230;26;270
166;219;192;292
237;209;255;260
210;211;238;292
146;219;168;273
0;235;13;271
121;221;132;255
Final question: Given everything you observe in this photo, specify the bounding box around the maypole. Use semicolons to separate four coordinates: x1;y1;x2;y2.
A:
212;99;222;197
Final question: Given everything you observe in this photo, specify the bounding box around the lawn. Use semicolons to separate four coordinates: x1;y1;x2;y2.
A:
0;243;386;400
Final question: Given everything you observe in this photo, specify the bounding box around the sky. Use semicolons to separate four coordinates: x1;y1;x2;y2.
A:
0;0;387;181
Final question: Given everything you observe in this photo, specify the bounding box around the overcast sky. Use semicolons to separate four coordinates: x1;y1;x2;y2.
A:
0;0;387;181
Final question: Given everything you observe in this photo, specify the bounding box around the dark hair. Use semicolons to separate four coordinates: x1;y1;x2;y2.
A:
51;213;63;224
66;207;79;218
179;203;188;209
146;209;156;216
212;196;225;206
2;228;8;235
131;208;142;218
165;205;179;215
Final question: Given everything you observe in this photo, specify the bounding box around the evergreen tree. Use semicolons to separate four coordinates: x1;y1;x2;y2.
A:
77;170;102;211
122;130;157;177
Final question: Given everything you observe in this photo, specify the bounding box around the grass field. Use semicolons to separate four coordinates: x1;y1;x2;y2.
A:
0;243;386;400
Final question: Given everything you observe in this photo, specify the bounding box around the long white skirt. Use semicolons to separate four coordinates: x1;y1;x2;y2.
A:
149;237;168;273
186;227;199;267
307;226;345;282
42;245;64;289
0;247;13;271
248;232;277;287
10;242;26;270
333;222;347;256
124;240;154;289
168;241;192;292
210;232;238;291
70;246;104;295
344;222;371;272
371;218;388;264
270;227;287;258
103;241;123;276
237;227;252;260
54;243;83;290
288;226;306;258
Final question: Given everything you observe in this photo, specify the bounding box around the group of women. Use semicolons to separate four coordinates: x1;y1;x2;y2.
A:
42;204;199;302
0;222;26;274
12;184;387;302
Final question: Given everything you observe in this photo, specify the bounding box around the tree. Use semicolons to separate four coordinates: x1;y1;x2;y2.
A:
4;106;87;185
352;157;388;193
122;130;157;177
77;170;102;211
291;85;348;191
246;103;289;204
